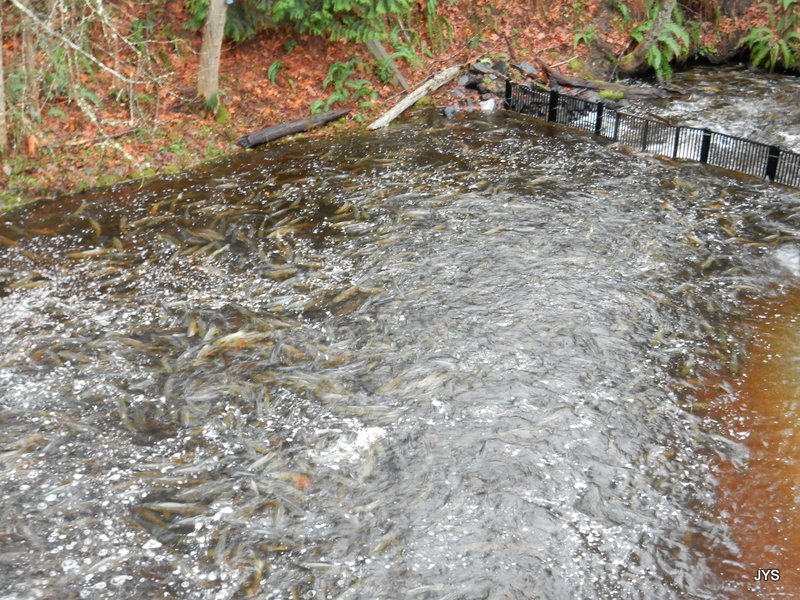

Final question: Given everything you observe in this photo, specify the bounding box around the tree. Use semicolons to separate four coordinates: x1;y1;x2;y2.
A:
19;0;40;121
617;0;680;77
197;0;228;104
0;4;7;155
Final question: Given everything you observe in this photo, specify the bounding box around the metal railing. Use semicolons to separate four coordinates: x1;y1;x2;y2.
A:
504;81;800;189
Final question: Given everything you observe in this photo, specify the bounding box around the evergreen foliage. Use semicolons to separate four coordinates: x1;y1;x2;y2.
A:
186;0;273;42
630;1;691;80
741;0;800;71
186;0;419;43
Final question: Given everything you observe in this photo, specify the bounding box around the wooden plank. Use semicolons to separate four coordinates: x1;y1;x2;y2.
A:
367;65;461;130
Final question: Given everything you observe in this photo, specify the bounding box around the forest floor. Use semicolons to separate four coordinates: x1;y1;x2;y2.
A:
0;1;765;210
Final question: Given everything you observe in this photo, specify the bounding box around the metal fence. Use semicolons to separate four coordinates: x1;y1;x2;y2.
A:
504;81;800;189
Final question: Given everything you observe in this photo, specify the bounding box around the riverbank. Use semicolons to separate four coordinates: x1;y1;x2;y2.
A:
0;0;778;211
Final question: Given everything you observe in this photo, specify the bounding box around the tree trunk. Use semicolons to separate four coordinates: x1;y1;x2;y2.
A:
0;4;8;155
617;0;678;76
197;0;227;102
20;0;40;121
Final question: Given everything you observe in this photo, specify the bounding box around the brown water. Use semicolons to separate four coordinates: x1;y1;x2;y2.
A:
702;287;800;597
0;69;799;599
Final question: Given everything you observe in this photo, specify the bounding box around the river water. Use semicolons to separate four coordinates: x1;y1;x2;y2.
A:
635;65;800;152
1;68;799;599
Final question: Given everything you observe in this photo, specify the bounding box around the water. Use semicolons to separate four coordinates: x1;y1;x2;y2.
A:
1;70;799;599
632;65;800;152
700;287;800;597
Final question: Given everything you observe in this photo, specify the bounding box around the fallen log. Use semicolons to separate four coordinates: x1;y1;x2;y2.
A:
367;65;461;130
535;60;683;99
237;108;350;149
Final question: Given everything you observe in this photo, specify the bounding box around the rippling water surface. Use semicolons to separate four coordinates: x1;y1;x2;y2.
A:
1;72;800;599
634;65;800;152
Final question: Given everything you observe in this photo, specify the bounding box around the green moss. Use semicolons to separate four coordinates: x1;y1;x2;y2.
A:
205;144;226;159
567;57;586;74
0;193;26;212
414;95;434;107
215;103;231;125
133;166;157;180
95;174;121;188
599;89;625;100
165;138;190;160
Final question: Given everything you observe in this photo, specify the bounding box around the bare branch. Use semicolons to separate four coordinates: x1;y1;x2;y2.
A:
9;0;139;85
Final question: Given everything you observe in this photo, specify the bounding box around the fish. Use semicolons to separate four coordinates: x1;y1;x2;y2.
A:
66;247;112;259
190;228;227;242
208;244;230;258
195;331;272;360
685;232;703;246
0;235;18;247
139;502;205;516
86;216;103;237
187;315;204;338
8;273;49;290
56;350;92;364
130;215;173;229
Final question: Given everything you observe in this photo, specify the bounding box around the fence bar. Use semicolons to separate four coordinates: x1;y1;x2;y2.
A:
547;91;559;123
766;145;781;181
594;103;604;136
613;112;620;141
504;80;512;110
699;129;712;164
641;120;649;151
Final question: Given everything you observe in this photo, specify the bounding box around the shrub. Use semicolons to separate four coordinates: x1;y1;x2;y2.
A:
741;0;800;71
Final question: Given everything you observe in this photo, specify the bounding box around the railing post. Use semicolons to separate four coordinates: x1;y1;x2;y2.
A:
547;90;559;123
672;127;681;159
699;129;712;164
766;145;781;181
594;103;604;136
504;80;512;110
641;120;649;151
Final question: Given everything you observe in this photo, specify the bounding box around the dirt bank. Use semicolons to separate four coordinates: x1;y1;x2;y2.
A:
0;0;767;210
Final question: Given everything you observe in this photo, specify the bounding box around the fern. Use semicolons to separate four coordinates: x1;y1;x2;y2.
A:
267;60;283;85
188;0;421;44
323;59;359;90
741;0;799;70
613;0;632;23
186;0;273;42
345;79;376;101
574;26;598;48
315;59;376;112
273;0;416;42
310;98;326;115
637;2;692;81
425;0;451;52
